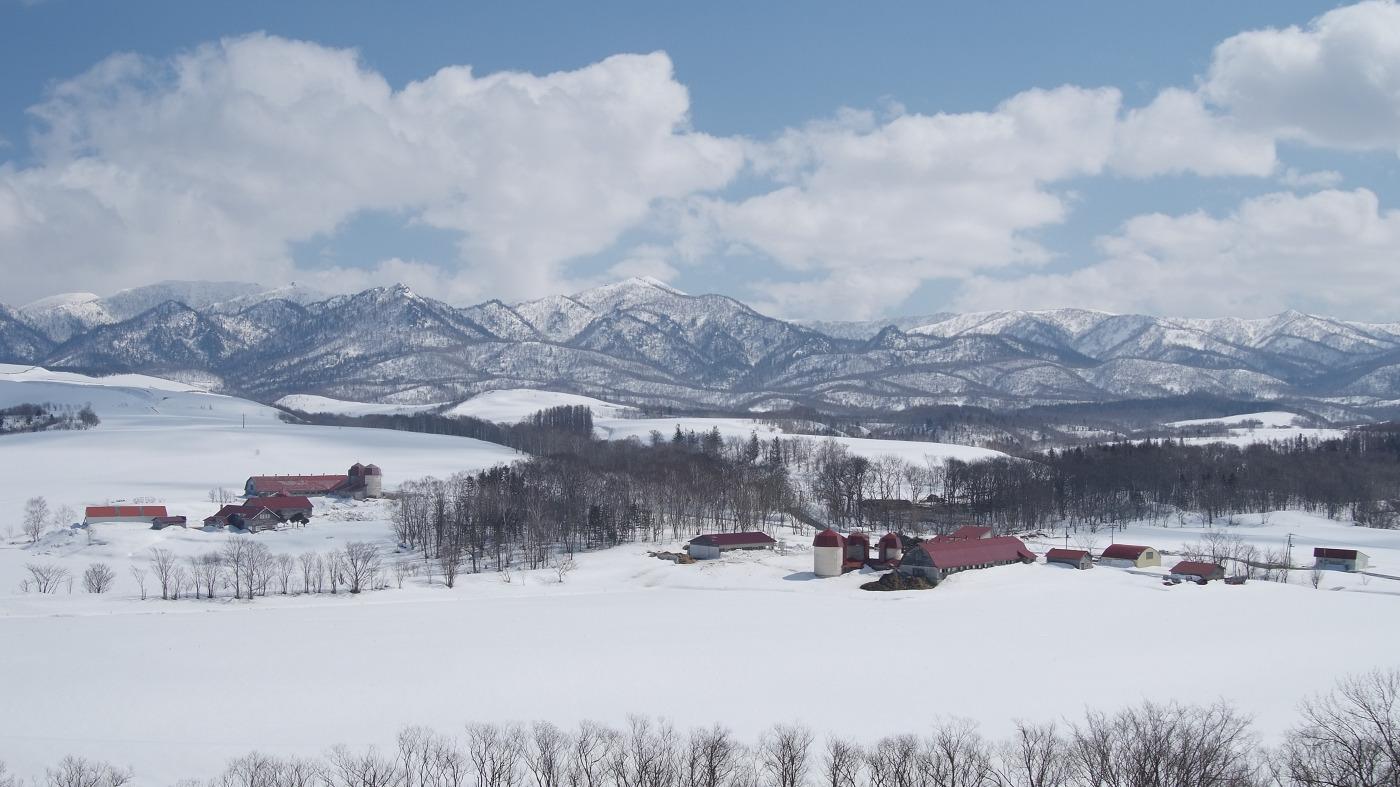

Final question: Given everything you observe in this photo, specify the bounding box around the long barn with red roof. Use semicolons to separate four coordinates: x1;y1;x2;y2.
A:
244;463;382;499
896;536;1036;584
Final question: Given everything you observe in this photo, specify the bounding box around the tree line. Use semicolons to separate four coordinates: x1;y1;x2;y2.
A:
7;669;1396;787
393;426;799;579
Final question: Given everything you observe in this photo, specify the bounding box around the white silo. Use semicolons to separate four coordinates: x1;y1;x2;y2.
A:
813;528;846;577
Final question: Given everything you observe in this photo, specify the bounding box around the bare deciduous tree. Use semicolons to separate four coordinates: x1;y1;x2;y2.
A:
341;541;382;594
128;565;149;600
759;724;812;787
82;562;116;594
45;756;133;787
148;547;179;599
23;495;50;543
819;739;861;787
24;562;70;594
1280;669;1400;787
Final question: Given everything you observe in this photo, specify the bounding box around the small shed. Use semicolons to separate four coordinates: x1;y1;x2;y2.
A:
1046;548;1092;570
877;532;903;563
1313;548;1370;572
845;532;872;564
686;531;777;560
1169;561;1226;583
151;515;187;530
1099;543;1161;568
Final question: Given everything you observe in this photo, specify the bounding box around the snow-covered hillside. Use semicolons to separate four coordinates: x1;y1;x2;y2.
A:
1164;409;1348;447
444;389;638;422
275;393;446;417
0;366;520;524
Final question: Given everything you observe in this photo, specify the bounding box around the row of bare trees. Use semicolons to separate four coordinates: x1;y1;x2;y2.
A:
121;541;392;600
8;670;1395;787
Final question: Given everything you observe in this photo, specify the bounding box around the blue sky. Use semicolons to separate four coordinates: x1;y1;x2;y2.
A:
4;0;1400;320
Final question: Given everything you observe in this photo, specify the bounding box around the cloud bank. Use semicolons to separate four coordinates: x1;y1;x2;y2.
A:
4;3;1400;320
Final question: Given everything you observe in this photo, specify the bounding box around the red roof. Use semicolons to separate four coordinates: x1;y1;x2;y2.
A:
1170;561;1224;578
249;495;313;511
690;531;775;547
878;532;902;548
813;528;846;548
1101;543;1154;560
847;531;872;546
1314;547;1361;560
920;536;1035;570
1046;548;1090;561
247;475;349;495
85;505;168;519
950;525;992;540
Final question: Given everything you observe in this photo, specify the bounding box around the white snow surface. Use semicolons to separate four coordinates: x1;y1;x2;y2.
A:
444;389;639;422
275;394;445;417
1163;410;1347;447
1168;410;1304;428
1;510;1398;783
4;374;1398;782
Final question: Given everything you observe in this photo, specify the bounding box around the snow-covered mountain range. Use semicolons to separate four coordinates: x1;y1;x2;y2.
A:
5;277;1400;417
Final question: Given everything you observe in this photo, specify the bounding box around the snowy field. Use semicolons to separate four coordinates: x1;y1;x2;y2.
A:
274;394;446;417
1164;409;1348;447
3;373;1399;782
3;510;1400;782
443;388;639;421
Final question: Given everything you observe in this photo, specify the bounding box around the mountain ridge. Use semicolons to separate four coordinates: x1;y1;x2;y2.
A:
7;277;1400;418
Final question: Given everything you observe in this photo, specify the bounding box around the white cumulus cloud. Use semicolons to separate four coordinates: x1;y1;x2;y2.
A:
0;35;742;304
955;188;1400;320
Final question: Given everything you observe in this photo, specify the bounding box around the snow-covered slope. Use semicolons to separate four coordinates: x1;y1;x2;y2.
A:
0;366;520;522
445;389;638;422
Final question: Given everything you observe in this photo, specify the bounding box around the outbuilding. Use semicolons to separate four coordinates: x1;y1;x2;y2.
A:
1046;548;1092;570
83;505;168;525
877;532;903;563
945;525;993;541
1169;561;1226;583
1313;548;1369;572
1099;543;1161;568
896;536;1036;584
845;531;872;565
813;528;846;577
686;531;777;560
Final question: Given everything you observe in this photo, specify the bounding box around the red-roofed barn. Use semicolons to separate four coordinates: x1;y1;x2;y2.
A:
1046;548;1092;570
686;531;776;560
896;536;1036;583
84;505;168;525
1169;561;1226;583
245;463;382;500
1099;543;1161;568
1313;548;1369;572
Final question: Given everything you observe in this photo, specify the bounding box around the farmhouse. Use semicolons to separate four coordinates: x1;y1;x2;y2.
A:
1169;561;1226;583
245;463;382;499
1099;543;1161;568
1313;548;1370;572
686;531;776;560
204;496;314;532
83;505;168;525
1046;548;1092;569
896;536;1036;584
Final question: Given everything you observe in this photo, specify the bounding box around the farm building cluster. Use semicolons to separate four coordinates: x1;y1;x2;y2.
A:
80;463;382;533
683;525;1376;589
